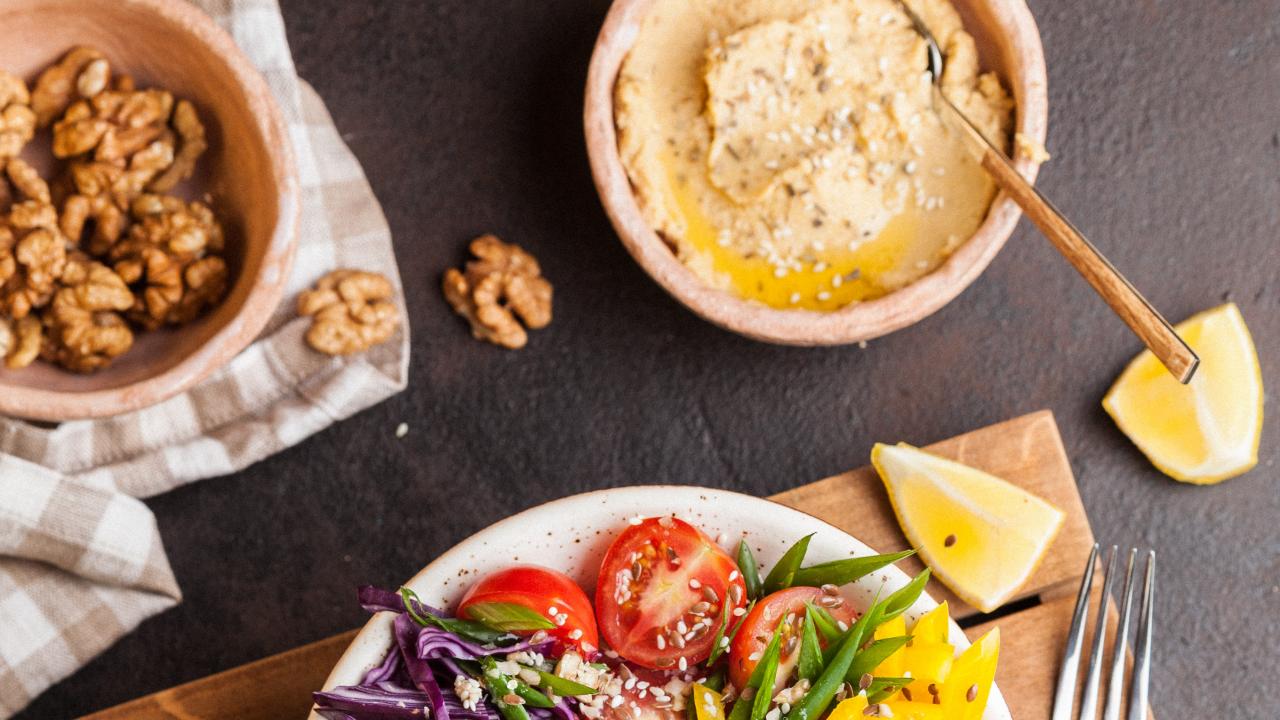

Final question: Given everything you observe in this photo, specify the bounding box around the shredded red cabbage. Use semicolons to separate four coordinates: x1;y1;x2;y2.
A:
314;587;563;720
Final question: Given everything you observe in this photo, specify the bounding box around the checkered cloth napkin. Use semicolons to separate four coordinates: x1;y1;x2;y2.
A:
0;1;409;715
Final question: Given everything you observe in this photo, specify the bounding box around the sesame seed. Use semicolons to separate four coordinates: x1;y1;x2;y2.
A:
859;673;873;690
547;606;558;617
678;657;688;671
395;423;409;438
569;628;583;640
837;620;849;632
817;291;831;301
689;579;701;589
729;570;740;581
656;634;666;649
966;685;978;702
733;607;747;617
945;534;957;547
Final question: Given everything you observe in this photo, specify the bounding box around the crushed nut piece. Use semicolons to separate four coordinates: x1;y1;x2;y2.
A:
442;235;552;349
30;46;109;127
4;315;41;368
147;100;207;193
0;160;67;319
0;71;36;161
41;254;134;372
298;269;400;355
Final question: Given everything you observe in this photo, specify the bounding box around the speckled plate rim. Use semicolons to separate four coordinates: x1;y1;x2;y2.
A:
312;485;1011;720
584;0;1048;346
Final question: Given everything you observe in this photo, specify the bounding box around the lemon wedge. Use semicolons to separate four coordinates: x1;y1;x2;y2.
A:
871;443;1065;612
1103;303;1263;484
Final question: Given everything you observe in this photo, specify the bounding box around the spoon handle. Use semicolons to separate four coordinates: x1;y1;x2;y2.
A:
937;93;1199;383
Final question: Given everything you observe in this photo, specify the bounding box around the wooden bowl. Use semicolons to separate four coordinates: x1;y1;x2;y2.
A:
0;0;298;420
585;0;1047;345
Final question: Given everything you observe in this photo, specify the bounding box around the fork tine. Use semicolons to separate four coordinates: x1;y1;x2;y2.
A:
1102;549;1138;720
1078;546;1119;720
1052;542;1099;720
1127;551;1155;720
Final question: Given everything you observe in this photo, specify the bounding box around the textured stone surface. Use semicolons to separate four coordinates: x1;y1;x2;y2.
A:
18;1;1278;718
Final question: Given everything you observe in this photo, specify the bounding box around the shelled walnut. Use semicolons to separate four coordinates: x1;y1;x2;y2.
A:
110;194;227;329
0;71;35;161
0;45;231;374
30;46;111;128
0;159;67;319
41;254;134;373
442;234;552;349
298;270;400;356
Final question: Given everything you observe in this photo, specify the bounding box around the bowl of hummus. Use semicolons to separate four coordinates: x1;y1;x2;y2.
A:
585;0;1047;344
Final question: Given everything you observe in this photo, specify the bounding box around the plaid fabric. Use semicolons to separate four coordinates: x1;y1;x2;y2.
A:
0;1;409;715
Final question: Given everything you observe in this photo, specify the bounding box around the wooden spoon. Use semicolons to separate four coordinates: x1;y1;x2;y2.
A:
898;0;1199;383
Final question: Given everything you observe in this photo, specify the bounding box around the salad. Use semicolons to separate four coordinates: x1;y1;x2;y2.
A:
314;517;999;720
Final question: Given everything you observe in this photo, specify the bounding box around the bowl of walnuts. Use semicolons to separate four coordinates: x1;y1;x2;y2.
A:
0;0;298;420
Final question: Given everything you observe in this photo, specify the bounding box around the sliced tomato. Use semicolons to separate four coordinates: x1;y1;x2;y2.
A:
727;586;858;693
458;564;598;657
596;517;747;669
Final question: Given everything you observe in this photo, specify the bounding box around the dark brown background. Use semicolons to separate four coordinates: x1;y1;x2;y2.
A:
18;1;1279;718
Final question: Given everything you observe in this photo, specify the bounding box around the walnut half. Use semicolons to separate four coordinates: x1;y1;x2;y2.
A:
442;234;552;349
298;269;400;356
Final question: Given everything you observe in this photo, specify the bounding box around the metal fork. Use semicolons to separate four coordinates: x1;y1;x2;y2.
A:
1052;544;1155;720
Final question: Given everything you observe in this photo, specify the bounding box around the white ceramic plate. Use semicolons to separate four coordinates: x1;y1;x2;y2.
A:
313;486;1011;720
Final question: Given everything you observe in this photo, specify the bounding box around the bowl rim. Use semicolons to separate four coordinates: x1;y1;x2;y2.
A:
311;484;1012;720
0;0;300;421
583;0;1048;346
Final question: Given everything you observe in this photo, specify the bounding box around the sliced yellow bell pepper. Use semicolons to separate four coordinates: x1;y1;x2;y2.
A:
872;615;908;678
909;602;951;646
883;701;946;720
826;696;869;720
690;683;725;720
939;628;1000;720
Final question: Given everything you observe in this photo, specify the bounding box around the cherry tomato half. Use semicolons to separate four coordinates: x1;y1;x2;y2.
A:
727;586;858;693
458;564;599;657
595;517;747;669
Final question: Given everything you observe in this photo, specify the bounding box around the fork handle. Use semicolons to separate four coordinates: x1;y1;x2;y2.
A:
937;94;1200;383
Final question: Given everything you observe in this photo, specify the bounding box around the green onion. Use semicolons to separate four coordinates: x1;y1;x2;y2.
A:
737;540;764;601
821;592;883;667
399;587;513;644
763;534;813;595
480;657;532;720
789;549;916;589
844;636;911;684
462;601;556;632
866;677;913;704
804;602;842;644
706;597;733;665
781;620;860;720
750;635;782;720
727;628;783;720
881;569;931;623
535;670;595;697
796;611;823;681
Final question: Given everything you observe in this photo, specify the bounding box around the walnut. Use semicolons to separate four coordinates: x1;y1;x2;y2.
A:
30;46;110;127
3;315;41;368
58;140;174;253
0;71;36;161
52;88;175;161
147;100;207;193
40;254;134;373
107;194;226;329
442;235;552;349
0;160;67;318
298;270;400;355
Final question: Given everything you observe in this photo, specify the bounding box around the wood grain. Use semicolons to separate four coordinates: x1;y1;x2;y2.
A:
82;410;1108;720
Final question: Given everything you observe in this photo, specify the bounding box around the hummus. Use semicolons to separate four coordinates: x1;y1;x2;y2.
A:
615;0;1013;310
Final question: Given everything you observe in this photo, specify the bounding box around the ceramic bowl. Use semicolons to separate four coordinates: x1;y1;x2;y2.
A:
0;0;298;420
584;0;1047;345
312;485;1012;720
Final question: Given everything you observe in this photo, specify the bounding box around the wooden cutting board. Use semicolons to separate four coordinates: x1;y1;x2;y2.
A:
84;410;1128;720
